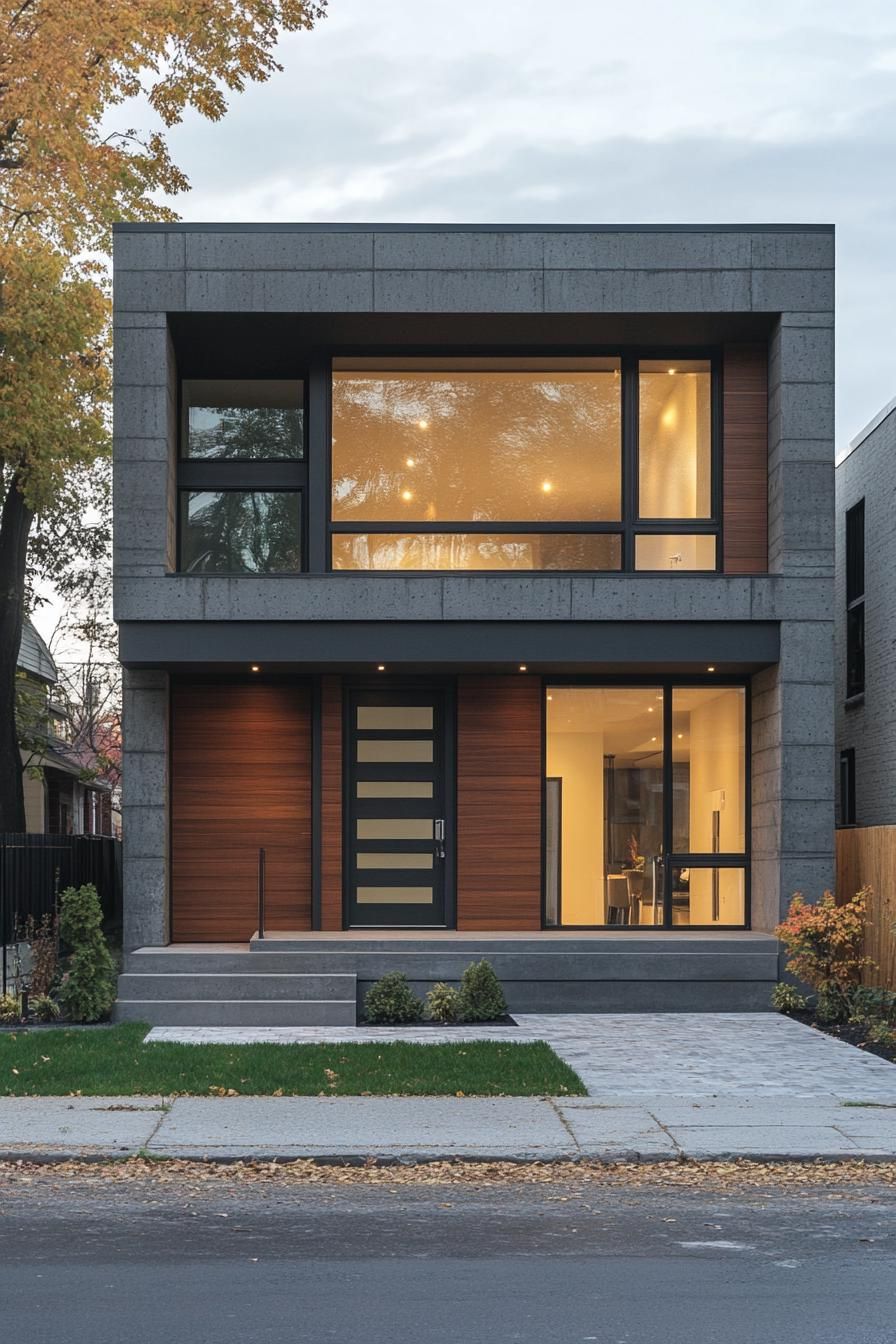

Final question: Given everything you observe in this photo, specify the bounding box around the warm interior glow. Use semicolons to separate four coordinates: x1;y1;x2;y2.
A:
638;360;711;520
331;533;622;572
634;534;716;571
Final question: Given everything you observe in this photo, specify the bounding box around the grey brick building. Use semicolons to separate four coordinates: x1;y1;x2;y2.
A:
112;223;835;1024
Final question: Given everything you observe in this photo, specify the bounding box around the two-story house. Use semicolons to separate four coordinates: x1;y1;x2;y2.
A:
112;223;835;1026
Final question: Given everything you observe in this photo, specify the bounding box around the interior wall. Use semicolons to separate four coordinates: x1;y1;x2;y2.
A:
687;689;746;923
546;729;605;924
640;372;710;519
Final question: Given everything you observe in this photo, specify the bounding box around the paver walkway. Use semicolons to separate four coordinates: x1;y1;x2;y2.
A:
149;1012;896;1102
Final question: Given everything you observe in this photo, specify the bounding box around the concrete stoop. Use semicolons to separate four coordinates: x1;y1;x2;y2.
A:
114;933;779;1026
114;952;357;1026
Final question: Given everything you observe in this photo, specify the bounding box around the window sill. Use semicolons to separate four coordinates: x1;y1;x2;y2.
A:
844;693;865;710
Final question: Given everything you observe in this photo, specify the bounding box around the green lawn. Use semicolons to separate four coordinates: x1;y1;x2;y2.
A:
0;1024;585;1097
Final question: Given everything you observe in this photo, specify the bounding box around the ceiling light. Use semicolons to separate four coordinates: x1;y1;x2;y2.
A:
519;664;527;672
651;736;657;743
547;694;553;701
401;489;413;502
541;481;553;493
648;707;653;713
377;664;385;672
707;665;715;672
250;664;260;672
417;419;429;430
677;732;683;739
406;457;416;468
668;367;677;375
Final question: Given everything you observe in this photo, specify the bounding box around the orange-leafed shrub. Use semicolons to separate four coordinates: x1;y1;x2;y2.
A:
775;888;875;1021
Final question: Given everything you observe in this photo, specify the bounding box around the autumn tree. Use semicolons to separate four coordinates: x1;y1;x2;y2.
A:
0;1;327;829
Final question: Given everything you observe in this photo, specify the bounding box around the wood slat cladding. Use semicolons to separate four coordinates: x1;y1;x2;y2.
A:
456;676;542;930
320;675;343;930
723;344;769;574
170;680;311;941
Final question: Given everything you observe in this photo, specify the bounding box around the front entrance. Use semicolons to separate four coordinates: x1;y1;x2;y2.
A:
345;687;452;927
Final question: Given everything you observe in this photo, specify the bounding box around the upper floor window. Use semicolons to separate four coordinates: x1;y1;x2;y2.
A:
178;380;305;573
329;355;717;572
845;499;865;699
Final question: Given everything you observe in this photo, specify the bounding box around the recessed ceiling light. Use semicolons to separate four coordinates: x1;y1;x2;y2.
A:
677;732;683;739
250;664;260;672
417;419;429;430
519;664;527;672
651;736;657;743
541;481;553;493
377;664;386;672
546;694;553;701
401;489;413;502
668;367;677;375
406;457;416;468
707;665;715;672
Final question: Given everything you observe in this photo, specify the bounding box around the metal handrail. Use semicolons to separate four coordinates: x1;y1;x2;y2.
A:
257;847;266;940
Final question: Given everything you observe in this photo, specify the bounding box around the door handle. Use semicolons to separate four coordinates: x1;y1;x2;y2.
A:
434;818;446;859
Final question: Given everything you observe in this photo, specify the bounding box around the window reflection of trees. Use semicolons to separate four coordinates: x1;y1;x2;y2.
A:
182;492;301;573
187;406;303;460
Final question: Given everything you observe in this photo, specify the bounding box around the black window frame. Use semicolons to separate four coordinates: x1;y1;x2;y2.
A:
838;747;856;827
325;347;722;575
540;674;750;931
176;378;308;574
845;499;865;701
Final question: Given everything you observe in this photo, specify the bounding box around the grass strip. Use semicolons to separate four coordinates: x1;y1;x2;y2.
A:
0;1023;585;1097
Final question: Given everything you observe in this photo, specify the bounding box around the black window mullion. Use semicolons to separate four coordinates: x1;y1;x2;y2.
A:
622;354;638;571
661;683;673;929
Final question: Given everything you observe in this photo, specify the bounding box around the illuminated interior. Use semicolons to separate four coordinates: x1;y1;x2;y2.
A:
545;685;746;926
638;360;711;518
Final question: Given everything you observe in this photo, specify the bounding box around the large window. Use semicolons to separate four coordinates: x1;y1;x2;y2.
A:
178;380;305;572
545;683;747;927
845;499;865;700
330;356;717;572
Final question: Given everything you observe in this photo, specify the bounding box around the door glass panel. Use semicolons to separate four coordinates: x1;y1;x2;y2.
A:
357;818;433;840
669;866;745;926
357;706;433;730
357;739;434;763
357;886;434;904
634;534;716;571
638;360;711;518
672;688;746;854
332;532;620;572
357;780;434;798
357;853;434;869
546;687;663;926
332;357;622;523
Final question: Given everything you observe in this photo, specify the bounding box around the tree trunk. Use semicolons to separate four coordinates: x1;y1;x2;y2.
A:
0;474;34;832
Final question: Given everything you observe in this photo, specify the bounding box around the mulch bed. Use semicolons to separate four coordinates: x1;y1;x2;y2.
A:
788;1010;896;1065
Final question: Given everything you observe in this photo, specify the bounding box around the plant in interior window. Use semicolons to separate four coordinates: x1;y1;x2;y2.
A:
775;889;874;1024
425;982;464;1024
363;971;424;1025
459;960;508;1023
57;883;117;1024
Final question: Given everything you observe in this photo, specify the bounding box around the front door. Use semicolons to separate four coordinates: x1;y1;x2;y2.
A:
346;687;451;927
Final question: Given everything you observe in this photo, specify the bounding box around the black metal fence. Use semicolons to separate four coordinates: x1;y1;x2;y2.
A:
0;833;123;946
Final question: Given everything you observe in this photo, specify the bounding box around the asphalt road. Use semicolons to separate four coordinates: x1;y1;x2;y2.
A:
1;1170;894;1343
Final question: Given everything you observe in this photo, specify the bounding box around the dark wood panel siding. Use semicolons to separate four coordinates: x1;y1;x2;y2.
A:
456;676;542;930
320;675;343;930
723;343;769;574
170;680;311;941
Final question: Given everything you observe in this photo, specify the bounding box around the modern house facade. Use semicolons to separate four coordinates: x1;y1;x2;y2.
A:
112;223;835;1023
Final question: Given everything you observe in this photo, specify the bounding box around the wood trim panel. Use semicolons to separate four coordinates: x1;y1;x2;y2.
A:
723;343;768;574
170;680;311;941
456;676;542;930
320;675;343;930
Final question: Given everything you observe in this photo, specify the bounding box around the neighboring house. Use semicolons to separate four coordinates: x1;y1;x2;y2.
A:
112;223;834;1025
17;619;115;837
835;399;896;827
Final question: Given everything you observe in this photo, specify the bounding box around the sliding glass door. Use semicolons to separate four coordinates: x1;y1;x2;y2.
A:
545;683;747;928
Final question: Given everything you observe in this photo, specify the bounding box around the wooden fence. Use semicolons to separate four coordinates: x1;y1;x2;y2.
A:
836;826;896;991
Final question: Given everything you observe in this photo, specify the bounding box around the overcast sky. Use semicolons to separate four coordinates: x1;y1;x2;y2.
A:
147;0;896;447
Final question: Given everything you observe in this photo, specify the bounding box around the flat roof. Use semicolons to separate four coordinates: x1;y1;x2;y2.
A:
113;221;835;234
838;393;896;467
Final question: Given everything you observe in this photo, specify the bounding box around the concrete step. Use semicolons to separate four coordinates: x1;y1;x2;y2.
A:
113;999;357;1027
117;973;356;1002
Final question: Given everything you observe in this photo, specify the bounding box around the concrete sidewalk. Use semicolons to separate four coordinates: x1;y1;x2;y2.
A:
2;1093;896;1163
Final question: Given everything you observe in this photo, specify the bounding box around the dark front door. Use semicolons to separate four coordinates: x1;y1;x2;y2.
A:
346;687;451;928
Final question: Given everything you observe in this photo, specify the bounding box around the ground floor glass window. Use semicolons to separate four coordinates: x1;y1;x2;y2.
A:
545;684;747;927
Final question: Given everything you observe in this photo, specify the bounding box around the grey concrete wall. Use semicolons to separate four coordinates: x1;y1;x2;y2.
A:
111;224;836;943
121;669;170;949
836;406;896;825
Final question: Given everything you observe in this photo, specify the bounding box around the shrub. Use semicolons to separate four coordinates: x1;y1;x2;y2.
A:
774;889;874;1022
865;1020;896;1050
771;982;808;1014
850;986;896;1025
0;993;21;1024
57;884;117;1024
364;971;423;1025
425;981;463;1024
19;912;59;997
460;959;508;1022
31;994;60;1023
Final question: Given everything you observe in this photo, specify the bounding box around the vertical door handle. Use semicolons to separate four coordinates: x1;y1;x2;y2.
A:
434;818;446;859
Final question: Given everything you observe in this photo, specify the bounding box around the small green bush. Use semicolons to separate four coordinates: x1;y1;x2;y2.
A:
364;971;423;1024
865;1020;896;1050
771;982;808;1014
816;985;853;1024
426;981;463;1024
58;884;116;1024
460;959;508;1022
850;986;896;1025
0;992;21;1024
31;994;60;1023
